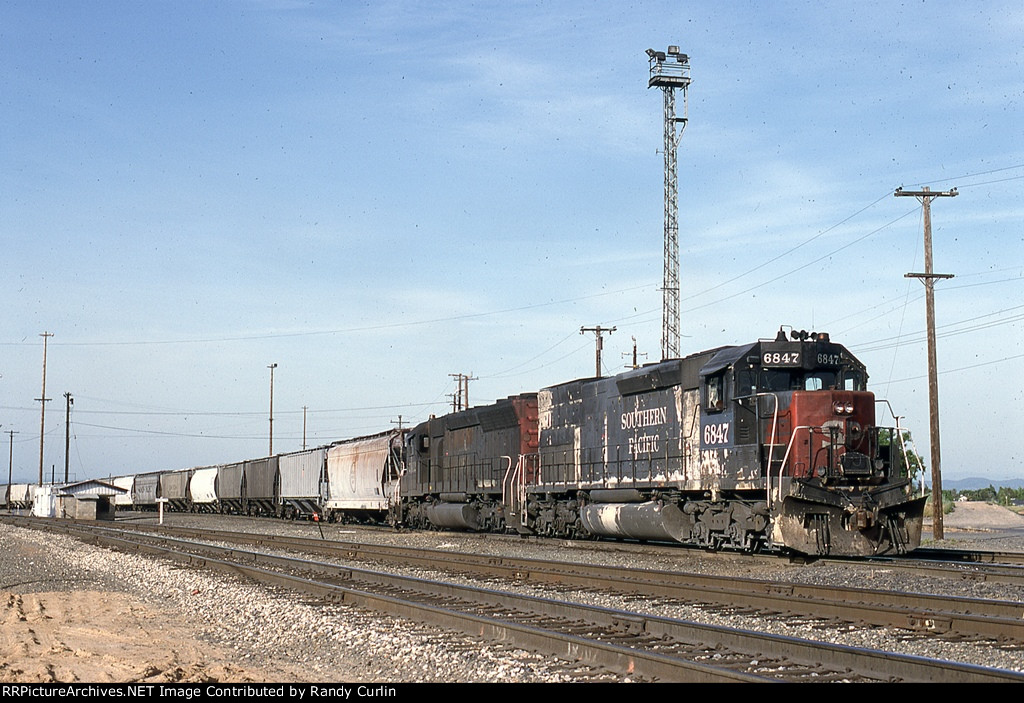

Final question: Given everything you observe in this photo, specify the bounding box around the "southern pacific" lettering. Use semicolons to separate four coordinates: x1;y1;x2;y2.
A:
620;407;668;431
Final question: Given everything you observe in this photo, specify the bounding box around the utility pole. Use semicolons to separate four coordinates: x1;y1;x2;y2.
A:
623;336;648;369
302;406;308;451
895;185;958;541
647;46;690;361
64;392;73;483
448;374;461;412
448;373;477;412
36;332;53;486
7;430;16;512
463;373;476;409
581;326;616;378
267;363;278;455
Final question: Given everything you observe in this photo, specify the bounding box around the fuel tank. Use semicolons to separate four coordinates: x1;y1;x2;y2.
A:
426;502;481;530
579;500;692;542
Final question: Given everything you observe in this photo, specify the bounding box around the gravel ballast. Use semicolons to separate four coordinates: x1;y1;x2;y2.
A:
3;512;1024;682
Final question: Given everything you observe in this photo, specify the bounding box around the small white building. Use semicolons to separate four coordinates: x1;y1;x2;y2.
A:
31;484;57;518
56;480;126;520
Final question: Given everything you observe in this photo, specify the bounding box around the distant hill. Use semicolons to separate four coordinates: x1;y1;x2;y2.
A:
934;477;1024;491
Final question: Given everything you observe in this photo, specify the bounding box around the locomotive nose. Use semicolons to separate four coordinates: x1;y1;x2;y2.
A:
846;420;864;448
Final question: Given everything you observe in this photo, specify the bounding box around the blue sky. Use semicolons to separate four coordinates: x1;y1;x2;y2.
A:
2;0;1022;484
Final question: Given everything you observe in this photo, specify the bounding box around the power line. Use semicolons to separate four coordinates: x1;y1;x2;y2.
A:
905;162;1024;188
0;401;441;417
682;206;921;315
683;190;896;304
881;352;1024;385
0;284;654;349
851;303;1024;354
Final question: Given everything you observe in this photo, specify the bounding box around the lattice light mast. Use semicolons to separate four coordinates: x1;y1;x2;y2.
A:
647;46;690;360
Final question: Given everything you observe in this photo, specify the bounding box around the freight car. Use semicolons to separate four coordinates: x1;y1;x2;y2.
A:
131;472;160;510
159;469;192;511
188;466;219;512
321;430;405;523
9;483;33;509
107;432;404;523
278;447;326;519
243;456;278;516
392;328;925;557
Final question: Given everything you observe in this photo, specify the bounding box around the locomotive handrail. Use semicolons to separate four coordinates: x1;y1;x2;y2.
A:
501;454;536;531
770;425;816;509
500;455;515;505
741;392;781;509
875;398;915;482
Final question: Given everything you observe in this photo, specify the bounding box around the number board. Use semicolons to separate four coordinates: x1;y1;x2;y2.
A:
760;342;802;368
813;348;845;368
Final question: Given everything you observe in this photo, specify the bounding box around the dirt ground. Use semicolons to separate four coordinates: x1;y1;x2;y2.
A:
0;589;305;683
925;500;1024;531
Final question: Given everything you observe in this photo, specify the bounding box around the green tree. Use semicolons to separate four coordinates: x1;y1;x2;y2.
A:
962;485;998;502
996;486;1024;506
879;429;925;481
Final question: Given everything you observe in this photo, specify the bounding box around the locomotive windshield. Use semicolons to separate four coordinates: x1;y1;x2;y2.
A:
736;366;866;395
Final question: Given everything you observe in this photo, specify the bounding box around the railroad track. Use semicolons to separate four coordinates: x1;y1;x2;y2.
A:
859;553;1024;588
5;516;1024;683
37;517;1024;648
572;534;1024;586
911;546;1024;566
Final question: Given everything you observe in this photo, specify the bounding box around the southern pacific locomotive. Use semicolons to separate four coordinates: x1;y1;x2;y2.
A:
397;327;926;556
34;327;924;557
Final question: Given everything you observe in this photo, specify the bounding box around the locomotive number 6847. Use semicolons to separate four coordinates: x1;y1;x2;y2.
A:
396;327;926;557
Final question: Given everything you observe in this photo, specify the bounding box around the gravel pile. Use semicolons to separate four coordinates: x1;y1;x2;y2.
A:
4;514;1024;681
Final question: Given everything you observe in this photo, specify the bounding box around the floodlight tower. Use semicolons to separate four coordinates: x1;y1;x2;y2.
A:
647;46;690;360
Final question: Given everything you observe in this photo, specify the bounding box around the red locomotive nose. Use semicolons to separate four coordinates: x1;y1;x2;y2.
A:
846;420;864;449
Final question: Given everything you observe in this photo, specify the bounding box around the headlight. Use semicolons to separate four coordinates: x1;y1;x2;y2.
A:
844;402;854;414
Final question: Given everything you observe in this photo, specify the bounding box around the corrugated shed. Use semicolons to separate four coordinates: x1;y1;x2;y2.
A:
59;480;125;497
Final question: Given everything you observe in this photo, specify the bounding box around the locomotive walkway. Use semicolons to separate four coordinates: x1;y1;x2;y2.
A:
5;516;1024;683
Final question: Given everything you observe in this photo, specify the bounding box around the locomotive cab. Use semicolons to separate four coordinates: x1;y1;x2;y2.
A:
699;327;891;484
698;327;926;556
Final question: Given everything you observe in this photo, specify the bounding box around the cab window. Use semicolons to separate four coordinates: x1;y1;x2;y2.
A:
705;372;727;412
